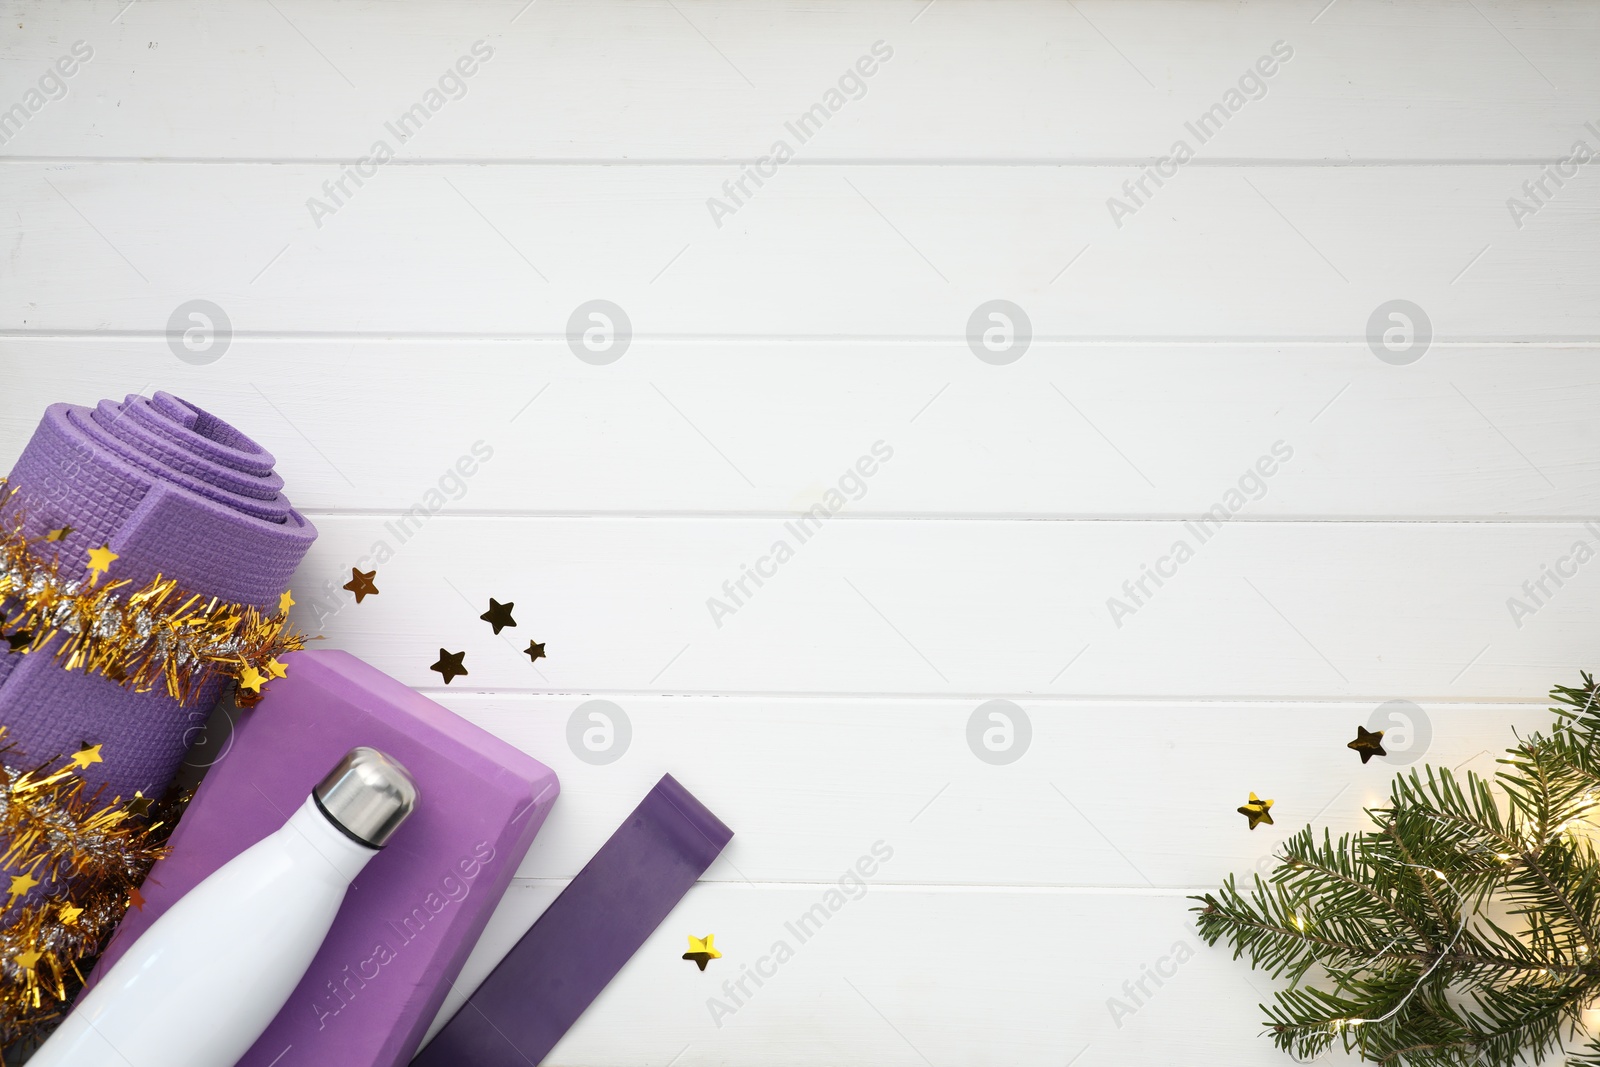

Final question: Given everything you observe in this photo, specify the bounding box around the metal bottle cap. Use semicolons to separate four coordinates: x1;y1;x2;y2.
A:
312;747;418;848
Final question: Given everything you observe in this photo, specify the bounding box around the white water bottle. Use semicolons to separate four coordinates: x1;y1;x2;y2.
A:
31;747;418;1067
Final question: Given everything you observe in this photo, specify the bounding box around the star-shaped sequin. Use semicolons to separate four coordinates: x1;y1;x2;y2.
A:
1238;792;1275;830
45;525;73;542
57;903;83;927
278;589;296;615
125;793;153;818
69;744;103;770
480;598;517;634
238;666;266;694
265;657;288;680
524;640;546;664
682;934;722;971
431;648;468;684
6;872;39;905
127;886;146;911
343;567;380;604
13;949;41;972
86;544;119;585
1348;725;1387;764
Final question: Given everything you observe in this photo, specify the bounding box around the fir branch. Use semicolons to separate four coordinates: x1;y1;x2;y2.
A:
1277;828;1439;953
1516;843;1600;961
1384;821;1456;933
1195;672;1600;1067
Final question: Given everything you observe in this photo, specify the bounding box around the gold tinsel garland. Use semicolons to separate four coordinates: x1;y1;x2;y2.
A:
0;478;304;1052
0;729;179;1049
0;481;306;707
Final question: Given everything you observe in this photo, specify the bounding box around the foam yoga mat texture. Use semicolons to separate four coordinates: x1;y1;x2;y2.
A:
414;775;732;1066
0;392;315;799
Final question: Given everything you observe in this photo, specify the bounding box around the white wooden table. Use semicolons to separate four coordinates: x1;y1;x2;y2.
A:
3;2;1599;1063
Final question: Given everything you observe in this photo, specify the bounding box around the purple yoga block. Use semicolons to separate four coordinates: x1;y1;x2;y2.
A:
414;774;732;1067
88;649;559;1067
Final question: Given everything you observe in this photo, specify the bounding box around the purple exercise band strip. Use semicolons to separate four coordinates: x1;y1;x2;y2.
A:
90;650;560;1067
413;774;733;1066
0;392;315;799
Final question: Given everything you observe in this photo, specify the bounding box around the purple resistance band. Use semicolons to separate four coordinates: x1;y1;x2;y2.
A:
413;774;732;1066
0;392;315;800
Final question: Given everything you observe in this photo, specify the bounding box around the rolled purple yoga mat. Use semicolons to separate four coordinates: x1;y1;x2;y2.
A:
0;392;315;799
414;774;732;1066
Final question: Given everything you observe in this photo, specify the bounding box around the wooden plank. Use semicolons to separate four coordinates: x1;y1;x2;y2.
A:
2;163;1596;337
3;1;1597;162
418;694;1555;887
282;515;1600;700
5;2;1595;1063
4;341;1595;518
424;881;1308;1065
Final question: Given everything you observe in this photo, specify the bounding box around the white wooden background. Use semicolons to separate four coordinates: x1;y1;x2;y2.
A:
4;1;1600;1063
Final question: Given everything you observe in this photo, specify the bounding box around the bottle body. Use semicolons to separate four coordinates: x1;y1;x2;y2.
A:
31;795;376;1067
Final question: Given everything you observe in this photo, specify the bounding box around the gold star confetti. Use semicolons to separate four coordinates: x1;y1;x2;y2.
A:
239;666;266;694
682;934;722;971
278;589;296;615
1238;792;1275;830
480;598;517;634
430;648;468;684
44;525;73;542
126;793;152;818
69;744;103;770
127;886;146;911
12;949;41;972
56;904;83;927
265;657;288;680
524;640;546;664
1348;725;1387;764
85;543;119;585
6;872;39;905
343;568;380;604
